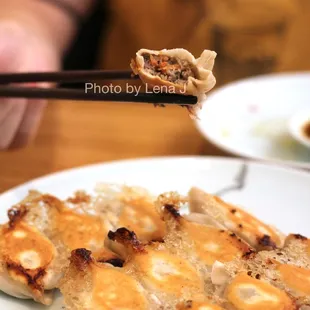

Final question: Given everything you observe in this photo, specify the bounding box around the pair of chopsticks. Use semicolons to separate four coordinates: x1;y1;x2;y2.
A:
0;70;197;106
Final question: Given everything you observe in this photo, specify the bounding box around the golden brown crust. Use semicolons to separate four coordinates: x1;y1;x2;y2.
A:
70;249;93;271
161;205;253;271
107;228;147;254
5;261;45;294
55;209;107;251
223;273;297;310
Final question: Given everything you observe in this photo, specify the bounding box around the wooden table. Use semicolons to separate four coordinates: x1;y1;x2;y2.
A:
0;101;227;193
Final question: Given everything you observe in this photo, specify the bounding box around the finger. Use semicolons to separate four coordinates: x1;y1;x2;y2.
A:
0;24;28;150
9;36;59;149
0;100;27;149
10;100;47;149
0;22;60;149
10;81;50;149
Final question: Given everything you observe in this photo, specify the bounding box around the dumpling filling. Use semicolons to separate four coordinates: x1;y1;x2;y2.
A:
142;53;197;85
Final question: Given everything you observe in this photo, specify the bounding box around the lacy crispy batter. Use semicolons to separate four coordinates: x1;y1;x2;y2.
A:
1;185;310;309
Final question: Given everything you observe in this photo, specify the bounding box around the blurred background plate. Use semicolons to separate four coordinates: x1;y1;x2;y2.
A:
195;72;310;169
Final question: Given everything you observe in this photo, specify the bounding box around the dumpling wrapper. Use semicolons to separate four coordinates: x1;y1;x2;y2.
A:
130;48;217;118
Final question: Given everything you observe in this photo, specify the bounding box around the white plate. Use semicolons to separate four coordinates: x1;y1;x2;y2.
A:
0;156;310;309
195;72;310;169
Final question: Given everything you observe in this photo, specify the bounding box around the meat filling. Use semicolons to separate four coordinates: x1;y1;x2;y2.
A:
142;53;197;85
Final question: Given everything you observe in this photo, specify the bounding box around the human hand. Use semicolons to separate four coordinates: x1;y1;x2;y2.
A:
0;19;61;149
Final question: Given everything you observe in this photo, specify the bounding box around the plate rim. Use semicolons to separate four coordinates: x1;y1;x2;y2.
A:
1;156;309;199
195;72;310;170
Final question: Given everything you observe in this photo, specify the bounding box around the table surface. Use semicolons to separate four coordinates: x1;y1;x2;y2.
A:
0;101;227;193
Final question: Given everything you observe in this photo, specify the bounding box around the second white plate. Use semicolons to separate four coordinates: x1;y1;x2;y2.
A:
196;72;310;169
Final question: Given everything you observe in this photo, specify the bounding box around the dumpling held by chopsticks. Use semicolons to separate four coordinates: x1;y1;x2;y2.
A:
130;48;217;117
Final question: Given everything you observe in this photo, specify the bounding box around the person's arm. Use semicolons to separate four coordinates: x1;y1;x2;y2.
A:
0;0;97;55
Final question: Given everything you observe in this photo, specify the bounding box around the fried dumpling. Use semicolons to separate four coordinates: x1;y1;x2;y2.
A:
60;246;212;310
56;192;110;252
60;248;150;310
64;187;166;254
188;187;285;250
211;234;310;308
0;190;117;305
108;227;206;308
95;184;166;254
22;190;113;255
0;196;63;305
159;203;253;270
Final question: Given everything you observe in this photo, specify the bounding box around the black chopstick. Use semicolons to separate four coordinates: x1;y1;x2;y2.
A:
0;70;138;84
0;86;197;105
